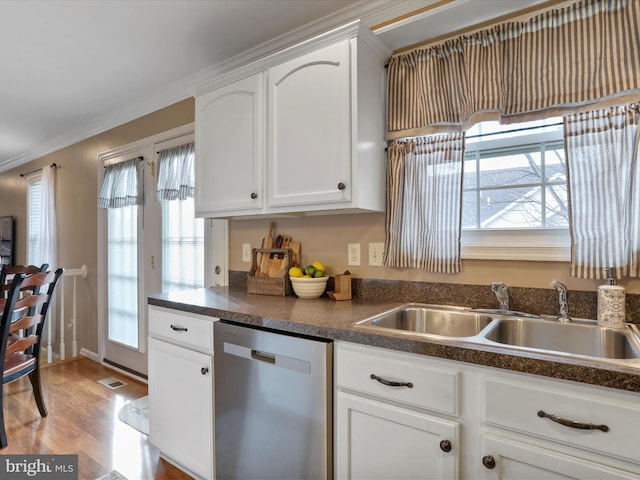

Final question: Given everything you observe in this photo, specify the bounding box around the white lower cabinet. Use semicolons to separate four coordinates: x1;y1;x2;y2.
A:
480;433;640;480
335;341;640;480
479;375;640;479
336;391;459;479
148;306;216;480
335;342;461;479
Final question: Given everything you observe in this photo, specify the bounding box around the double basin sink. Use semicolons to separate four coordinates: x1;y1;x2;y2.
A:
354;304;640;364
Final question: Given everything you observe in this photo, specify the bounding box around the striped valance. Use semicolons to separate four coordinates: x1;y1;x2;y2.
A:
98;158;142;209
157;142;195;201
387;0;640;139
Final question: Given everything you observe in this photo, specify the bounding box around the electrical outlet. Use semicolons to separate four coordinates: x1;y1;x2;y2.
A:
242;243;252;262
348;243;361;266
369;242;385;266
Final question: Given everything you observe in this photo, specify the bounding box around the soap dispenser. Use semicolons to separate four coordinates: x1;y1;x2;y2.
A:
596;268;626;328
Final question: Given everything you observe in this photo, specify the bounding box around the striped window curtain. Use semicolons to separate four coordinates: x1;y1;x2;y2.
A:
387;0;640;139
564;105;640;279
385;133;465;273
157;142;195;201
98;158;142;209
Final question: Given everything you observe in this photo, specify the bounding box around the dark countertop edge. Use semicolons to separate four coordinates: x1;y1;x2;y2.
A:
147;291;640;394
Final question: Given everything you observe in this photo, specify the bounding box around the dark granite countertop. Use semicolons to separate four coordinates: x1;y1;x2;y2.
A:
148;286;640;394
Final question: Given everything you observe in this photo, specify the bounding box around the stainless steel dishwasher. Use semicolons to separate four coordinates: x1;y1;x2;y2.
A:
214;321;332;480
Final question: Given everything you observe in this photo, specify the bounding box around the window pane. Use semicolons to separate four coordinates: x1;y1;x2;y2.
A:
480;186;543;228
479;149;542;188
546;185;569;227
107;205;138;348
162;196;204;292
463;157;477;190
462;191;478;228
545;145;566;182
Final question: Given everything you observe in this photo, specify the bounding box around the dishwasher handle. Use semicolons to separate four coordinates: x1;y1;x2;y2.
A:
223;341;311;374
251;349;276;364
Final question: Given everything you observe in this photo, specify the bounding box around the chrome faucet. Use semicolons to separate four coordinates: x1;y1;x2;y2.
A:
550;279;570;322
491;282;509;312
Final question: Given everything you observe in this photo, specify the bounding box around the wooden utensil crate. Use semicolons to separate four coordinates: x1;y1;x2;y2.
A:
247;248;293;296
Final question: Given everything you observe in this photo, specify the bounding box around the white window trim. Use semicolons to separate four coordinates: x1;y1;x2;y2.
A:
461;228;571;261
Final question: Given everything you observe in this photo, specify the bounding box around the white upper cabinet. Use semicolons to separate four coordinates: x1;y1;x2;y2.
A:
195;73;264;217
195;21;391;218
267;40;351;208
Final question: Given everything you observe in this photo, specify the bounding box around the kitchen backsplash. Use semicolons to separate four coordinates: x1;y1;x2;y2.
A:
229;270;640;324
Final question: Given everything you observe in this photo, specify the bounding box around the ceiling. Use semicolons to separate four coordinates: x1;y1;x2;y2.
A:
0;0;550;173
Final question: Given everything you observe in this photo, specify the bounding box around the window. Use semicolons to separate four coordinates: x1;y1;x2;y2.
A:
461;118;571;261
26;173;42;264
161;196;204;292
107;204;139;348
155;138;204;292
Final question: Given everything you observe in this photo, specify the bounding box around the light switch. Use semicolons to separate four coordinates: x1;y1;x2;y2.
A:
242;243;252;262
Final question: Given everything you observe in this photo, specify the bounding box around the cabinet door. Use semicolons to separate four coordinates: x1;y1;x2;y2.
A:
479;434;640;480
336;391;459;480
148;337;214;480
195;73;264;216
268;40;352;207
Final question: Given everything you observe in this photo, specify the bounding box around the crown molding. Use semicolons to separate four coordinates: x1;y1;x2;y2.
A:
0;0;420;174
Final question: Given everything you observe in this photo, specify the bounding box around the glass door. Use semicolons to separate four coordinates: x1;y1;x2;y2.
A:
99;147;150;376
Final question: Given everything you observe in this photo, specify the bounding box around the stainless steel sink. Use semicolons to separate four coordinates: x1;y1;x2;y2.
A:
354;304;494;337
483;318;640;359
355;303;640;365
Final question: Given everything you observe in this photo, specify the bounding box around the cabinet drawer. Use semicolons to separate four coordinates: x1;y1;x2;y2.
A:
484;376;640;463
336;342;459;415
148;306;216;353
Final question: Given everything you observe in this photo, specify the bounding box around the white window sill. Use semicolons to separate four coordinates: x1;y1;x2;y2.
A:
461;229;571;262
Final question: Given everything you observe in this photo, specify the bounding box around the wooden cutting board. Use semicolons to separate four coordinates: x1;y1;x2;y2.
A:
258;222;274;275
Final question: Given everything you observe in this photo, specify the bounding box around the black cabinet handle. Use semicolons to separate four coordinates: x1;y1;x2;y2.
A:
250;192;258;199
170;324;188;332
538;410;609;432
370;373;413;388
201;367;209;375
337;182;346;190
482;455;496;469
439;440;452;453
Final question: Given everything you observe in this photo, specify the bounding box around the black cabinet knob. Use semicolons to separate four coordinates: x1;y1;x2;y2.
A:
201;367;209;375
482;455;496;469
250;192;258;199
337;182;346;190
439;440;452;453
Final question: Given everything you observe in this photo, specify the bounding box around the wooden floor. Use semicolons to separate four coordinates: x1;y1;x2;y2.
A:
2;357;193;480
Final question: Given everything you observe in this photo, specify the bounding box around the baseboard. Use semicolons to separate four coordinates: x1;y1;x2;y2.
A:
80;347;100;362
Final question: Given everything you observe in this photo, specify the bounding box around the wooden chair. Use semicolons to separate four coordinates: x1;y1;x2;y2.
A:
0;267;63;448
0;264;49;298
